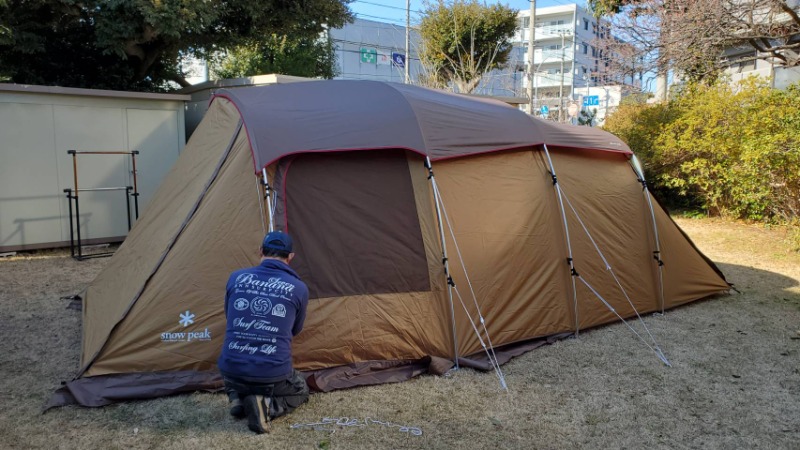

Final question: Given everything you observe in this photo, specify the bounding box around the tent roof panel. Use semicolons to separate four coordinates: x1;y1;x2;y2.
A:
212;80;631;173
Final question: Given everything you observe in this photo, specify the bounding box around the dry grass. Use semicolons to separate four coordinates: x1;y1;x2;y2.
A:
0;217;798;449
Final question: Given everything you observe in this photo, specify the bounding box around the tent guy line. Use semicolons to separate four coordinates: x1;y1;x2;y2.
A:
544;141;670;367
561;188;662;332
46;80;729;409
559;186;671;367
432;176;509;391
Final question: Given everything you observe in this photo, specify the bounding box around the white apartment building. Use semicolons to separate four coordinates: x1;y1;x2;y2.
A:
329;18;422;83
723;46;800;90
478;4;638;124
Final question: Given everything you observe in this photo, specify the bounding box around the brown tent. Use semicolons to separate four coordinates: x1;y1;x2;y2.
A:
48;80;729;408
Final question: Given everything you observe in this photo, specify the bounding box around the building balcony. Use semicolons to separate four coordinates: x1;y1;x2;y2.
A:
520;73;575;89
516;26;575;43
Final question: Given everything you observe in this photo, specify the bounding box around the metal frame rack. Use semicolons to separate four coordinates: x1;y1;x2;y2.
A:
63;150;140;260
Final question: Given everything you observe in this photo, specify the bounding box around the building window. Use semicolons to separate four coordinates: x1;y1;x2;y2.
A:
736;59;756;71
583;43;588;54
584;19;589;30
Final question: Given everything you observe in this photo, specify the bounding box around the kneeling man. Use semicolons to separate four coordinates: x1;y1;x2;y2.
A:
218;231;310;434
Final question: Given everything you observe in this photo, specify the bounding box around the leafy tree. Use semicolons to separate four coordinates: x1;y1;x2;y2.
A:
211;34;338;80
578;108;598;126
418;0;517;93
0;0;352;91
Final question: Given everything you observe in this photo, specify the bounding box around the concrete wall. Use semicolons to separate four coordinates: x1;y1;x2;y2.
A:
329;18;422;83
0;84;188;252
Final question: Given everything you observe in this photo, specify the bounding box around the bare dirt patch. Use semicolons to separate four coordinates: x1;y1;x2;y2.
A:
0;218;798;449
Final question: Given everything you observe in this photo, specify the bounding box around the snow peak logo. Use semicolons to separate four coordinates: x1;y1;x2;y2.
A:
234;273;296;295
160;310;212;343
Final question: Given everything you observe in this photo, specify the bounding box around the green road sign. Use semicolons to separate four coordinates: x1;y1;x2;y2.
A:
360;47;377;64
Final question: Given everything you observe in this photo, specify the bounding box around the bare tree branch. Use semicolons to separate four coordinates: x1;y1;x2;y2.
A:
596;0;800;81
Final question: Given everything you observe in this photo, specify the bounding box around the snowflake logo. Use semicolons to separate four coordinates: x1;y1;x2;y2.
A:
179;310;195;327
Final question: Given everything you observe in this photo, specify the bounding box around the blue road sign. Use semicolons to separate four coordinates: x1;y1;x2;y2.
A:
583;95;599;106
540;105;549;116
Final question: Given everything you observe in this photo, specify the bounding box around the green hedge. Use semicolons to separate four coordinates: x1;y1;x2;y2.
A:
604;79;800;223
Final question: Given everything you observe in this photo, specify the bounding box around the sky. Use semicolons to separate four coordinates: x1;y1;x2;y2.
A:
349;0;588;26
347;1;657;92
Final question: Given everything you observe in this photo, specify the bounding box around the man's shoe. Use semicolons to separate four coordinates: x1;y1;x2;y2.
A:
244;395;271;434
229;397;245;419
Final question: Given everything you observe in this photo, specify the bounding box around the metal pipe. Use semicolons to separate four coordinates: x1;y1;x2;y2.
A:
262;168;274;232
69;150;78;198
64;189;75;258
542;144;580;334
125;187;132;231
527;0;536;114
69;151;137;155
75;194;82;259
256;177;267;235
559;33;566;122
425;157;459;368
73;187;132;192
131;150;140;220
131;150;139;194
631;155;665;313
68;150;82;259
405;0;410;84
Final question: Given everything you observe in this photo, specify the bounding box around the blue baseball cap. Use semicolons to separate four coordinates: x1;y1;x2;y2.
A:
262;231;293;254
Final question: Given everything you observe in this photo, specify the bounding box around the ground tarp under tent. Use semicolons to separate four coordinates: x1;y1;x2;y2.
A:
47;80;730;409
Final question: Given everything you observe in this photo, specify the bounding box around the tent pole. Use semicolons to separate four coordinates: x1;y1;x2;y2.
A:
630;155;665;314
425;157;459;369
255;176;266;236
541;144;580;335
262;168;274;233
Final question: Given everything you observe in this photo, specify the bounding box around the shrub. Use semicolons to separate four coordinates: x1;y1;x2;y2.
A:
603;78;800;223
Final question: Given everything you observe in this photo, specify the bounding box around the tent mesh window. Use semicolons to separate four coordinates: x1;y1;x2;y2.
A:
285;149;430;299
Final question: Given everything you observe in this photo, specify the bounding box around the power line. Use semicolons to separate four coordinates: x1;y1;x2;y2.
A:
354;12;413;25
352;0;423;14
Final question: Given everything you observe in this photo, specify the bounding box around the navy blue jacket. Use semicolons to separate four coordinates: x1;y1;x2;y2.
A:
218;259;309;382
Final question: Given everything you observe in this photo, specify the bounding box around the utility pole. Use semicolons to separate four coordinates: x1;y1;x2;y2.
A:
405;0;410;83
527;0;536;114
559;32;565;122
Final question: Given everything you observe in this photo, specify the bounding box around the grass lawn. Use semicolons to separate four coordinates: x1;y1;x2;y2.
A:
0;217;798;449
